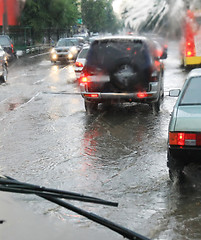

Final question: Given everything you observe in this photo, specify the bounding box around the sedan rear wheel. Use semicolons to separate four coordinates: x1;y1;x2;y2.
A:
167;150;185;182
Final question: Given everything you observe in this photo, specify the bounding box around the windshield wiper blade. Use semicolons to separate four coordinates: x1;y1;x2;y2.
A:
0;175;151;240
0;175;118;207
41;194;151;240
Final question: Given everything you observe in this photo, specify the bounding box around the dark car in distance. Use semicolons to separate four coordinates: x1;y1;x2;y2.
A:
79;36;166;113
0;35;16;61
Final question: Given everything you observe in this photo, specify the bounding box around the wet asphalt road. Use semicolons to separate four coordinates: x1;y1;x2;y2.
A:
0;42;201;240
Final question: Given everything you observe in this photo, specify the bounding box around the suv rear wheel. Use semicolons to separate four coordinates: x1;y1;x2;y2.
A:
84;100;98;114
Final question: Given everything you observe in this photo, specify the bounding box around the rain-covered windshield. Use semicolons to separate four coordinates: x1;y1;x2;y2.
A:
180;77;201;105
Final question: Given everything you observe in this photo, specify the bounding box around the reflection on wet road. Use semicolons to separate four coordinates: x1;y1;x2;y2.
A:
0;42;201;240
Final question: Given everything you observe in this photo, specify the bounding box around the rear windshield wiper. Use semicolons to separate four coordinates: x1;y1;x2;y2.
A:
0;175;151;240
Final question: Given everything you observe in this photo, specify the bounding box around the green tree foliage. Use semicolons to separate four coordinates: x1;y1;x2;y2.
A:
20;0;79;39
81;0;121;34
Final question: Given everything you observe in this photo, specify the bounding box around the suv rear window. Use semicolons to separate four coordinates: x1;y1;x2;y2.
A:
86;39;151;73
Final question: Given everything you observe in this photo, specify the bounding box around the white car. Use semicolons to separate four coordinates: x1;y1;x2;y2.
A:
0;45;8;83
167;68;201;181
74;45;89;80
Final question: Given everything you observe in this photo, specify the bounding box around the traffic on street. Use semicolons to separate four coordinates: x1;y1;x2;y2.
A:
0;39;201;240
1;1;201;240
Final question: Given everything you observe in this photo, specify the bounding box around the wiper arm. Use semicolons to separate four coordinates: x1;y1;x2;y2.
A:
0;175;118;207
41;194;151;240
0;175;151;240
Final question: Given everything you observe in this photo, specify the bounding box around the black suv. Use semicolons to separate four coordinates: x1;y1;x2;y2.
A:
79;36;166;113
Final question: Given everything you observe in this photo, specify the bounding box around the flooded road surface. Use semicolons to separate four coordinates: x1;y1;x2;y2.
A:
0;42;201;240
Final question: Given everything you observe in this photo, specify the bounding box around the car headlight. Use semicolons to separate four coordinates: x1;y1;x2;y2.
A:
70;46;78;54
68;53;73;60
52;53;57;60
51;48;56;54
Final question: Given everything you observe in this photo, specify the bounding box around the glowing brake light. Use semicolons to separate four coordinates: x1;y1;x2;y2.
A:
169;132;201;146
137;92;148;98
84;93;99;98
11;43;14;53
186;41;195;57
80;76;88;83
75;62;84;67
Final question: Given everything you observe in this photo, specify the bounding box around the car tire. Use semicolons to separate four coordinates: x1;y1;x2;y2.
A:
110;60;139;91
167;149;185;182
0;64;8;83
152;81;164;113
84;100;98;114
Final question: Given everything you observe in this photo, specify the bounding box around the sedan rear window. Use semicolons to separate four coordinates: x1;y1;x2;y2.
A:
180;77;201;105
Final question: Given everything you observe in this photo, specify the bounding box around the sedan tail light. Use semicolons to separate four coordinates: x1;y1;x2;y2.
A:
75;62;84;67
169;132;201;146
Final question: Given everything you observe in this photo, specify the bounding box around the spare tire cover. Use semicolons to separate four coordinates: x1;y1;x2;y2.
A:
110;60;140;91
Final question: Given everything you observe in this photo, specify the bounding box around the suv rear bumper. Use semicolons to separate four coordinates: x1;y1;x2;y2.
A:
80;82;160;103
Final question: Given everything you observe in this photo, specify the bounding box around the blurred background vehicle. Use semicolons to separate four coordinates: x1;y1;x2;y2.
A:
0;35;16;62
0;45;8;83
50;37;84;64
180;9;201;68
167;68;201;181
74;45;89;80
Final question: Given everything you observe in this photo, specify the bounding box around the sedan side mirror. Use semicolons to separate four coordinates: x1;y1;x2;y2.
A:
169;89;181;97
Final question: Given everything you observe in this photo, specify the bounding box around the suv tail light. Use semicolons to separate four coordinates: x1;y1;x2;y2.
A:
169;132;201;146
83;93;99;98
79;73;90;83
137;92;148;98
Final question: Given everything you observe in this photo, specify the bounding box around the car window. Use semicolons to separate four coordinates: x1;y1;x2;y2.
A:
0;36;10;45
78;48;89;58
86;39;149;72
57;39;75;47
180;77;201;105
